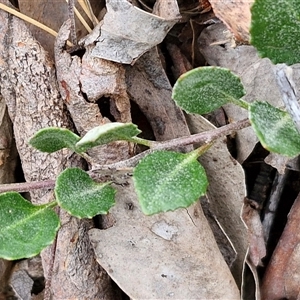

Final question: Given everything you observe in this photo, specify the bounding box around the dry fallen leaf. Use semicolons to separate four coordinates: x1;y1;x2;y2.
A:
261;192;300;299
80;0;180;64
208;0;253;42
186;113;248;287
89;181;240;299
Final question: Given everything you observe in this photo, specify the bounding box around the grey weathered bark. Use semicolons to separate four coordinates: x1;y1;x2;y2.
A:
0;2;119;299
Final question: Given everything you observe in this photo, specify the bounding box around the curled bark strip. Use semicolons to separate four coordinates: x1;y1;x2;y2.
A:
55;20;132;166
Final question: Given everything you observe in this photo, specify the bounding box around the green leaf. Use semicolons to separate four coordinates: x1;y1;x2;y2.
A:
75;123;141;152
0;192;59;260
249;101;300;157
172;67;246;115
133;151;208;215
55;168;116;218
250;0;300;65
29;127;80;153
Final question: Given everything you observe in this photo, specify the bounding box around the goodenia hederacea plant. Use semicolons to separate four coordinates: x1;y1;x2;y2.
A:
0;168;115;259
172;66;248;114
0;192;59;260
133;148;209;215
29;123;147;154
29;127;81;153
249;101;300;156
250;0;300;65
55;168;115;218
172;66;300;157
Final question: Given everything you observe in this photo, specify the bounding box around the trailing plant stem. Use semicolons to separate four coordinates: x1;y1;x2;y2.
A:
230;97;249;110
191;142;214;159
0;118;251;193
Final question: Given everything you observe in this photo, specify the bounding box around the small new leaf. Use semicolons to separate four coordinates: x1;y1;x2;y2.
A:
29;127;80;153
55;168;116;218
249;101;300;157
0;192;60;260
172;67;246;115
133;151;208;215
250;0;300;65
75;123;141;152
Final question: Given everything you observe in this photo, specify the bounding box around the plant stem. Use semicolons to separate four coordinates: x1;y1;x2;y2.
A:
0;118;251;193
190;142;214;159
130;136;153;147
230;97;249;110
0;179;55;193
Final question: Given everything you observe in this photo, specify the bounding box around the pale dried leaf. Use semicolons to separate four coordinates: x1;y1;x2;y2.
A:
242;202;266;267
186;113;248;287
89;180;240;299
261;193;300;299
81;0;180;63
209;0;253;42
10;270;33;300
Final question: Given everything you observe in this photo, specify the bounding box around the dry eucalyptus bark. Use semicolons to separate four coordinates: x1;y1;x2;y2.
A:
125;48;192;145
0;4;118;299
55;20;132;166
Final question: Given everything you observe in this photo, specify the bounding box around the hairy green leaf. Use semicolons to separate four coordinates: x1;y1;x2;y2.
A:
55;168;116;218
75;123;141;152
249;101;300;157
29;127;80;153
172;67;246;115
133;151;208;215
0;192;59;260
250;0;300;65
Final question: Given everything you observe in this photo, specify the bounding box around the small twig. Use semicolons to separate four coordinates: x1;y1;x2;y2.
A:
67;0;77;44
0;179;55;193
0;118;251;193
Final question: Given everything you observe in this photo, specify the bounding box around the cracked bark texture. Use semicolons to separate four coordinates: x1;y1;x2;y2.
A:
0;2;118;299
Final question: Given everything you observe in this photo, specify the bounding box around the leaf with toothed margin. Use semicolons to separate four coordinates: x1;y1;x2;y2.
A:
172;67;246;115
0;192;60;260
55;168;116;218
29;127;80;153
133;150;208;215
249;101;300;157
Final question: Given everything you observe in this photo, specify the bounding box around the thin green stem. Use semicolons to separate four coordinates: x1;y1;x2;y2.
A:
189;142;214;159
0;118;251;193
230;97;249;110
44;200;58;209
130;136;153;147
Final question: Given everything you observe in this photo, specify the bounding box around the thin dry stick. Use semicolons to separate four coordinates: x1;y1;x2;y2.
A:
0;3;73;46
67;0;77;44
0;118;251;193
66;0;93;32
